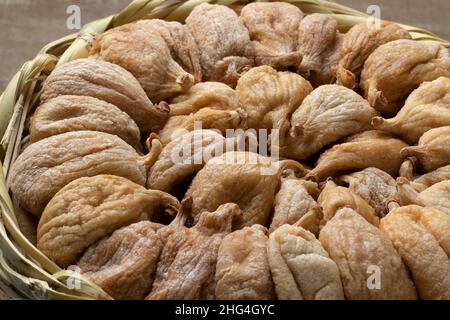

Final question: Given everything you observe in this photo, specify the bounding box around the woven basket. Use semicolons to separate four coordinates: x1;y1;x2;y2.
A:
0;0;448;300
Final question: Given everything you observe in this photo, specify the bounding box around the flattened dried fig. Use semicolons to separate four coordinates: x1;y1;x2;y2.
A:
186;3;254;87
320;208;417;300
298;14;343;86
168;82;241;116
336;21;411;89
306;130;408;181
338;167;397;218
30;95;142;151
148;202;237;300
185;151;305;229
372;77;450;144
215;225;274;300
282;84;378;160
8;131;162;216
37;175;179;267
269;169;319;233
361;40;450;114
78;221;164;300
318;180;379;227
380;205;450;299
41;58;168;133
91;20;200;102
403;164;450;192
400;126;450;172
268;224;344;300
240;2;303;70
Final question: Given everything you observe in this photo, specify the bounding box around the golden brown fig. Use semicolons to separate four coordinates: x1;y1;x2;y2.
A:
361;40;450;114
30;95;142;151
186;3;254;87
401;164;450;192
215;225;275;300
320;208;418;300
240;2;303;70
338;167;397;218
380;205;450;299
372;77;450;144
298;14;343;86
78;221;164;300
41;58;168;133
336;21;411;89
37;175;179;267
268;224;344;300
400;126;450;172
306;130;408;181
281;84;378;160
8;131;162;217
185;151;305;229
168;82;241;116
90;20;200;102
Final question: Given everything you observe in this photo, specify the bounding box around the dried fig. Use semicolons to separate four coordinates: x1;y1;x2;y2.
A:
318;180;379;227
41;58;168;133
338;167;397;218
90;20;200;102
401;164;450;192
336;21;411;89
240;2;303;70
30;95;142;151
298;14;343;86
320;208;417;300
282;84;378;160
380;205;450;299
400;126;450;172
8;131;162;217
361;40;450;114
148;202;237;300
306;130;408;181
268;224;344;300
269;169;319;233
37;175;179;267
185;151;305;229
372;77;450;144
186;3;254;87
215;225;275;300
78;221;164;300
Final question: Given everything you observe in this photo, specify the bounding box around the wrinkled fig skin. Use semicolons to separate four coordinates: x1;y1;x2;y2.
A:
37;175;180;267
186;3;254;87
298;14;343;87
318;180;379;227
336;21;411;89
380;205;450;299
185;152;305;229
282;85;378;160
148;203;237;300
8;131;162;217
396;178;450;215
372;77;450;144
78;221;164;300
338;167;397;218
361;40;450;114
401;126;450;172
236;66;313;142
91;20;199;102
269;170;319;233
240;2;303;70
404;165;450;192
320;208;418;300
306;130;409;181
168;82;241;116
268;225;344;300
215;225;275;300
41;59;169;133
30;95;142;151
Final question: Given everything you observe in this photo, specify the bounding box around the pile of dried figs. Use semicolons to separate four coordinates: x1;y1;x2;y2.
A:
7;3;450;300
